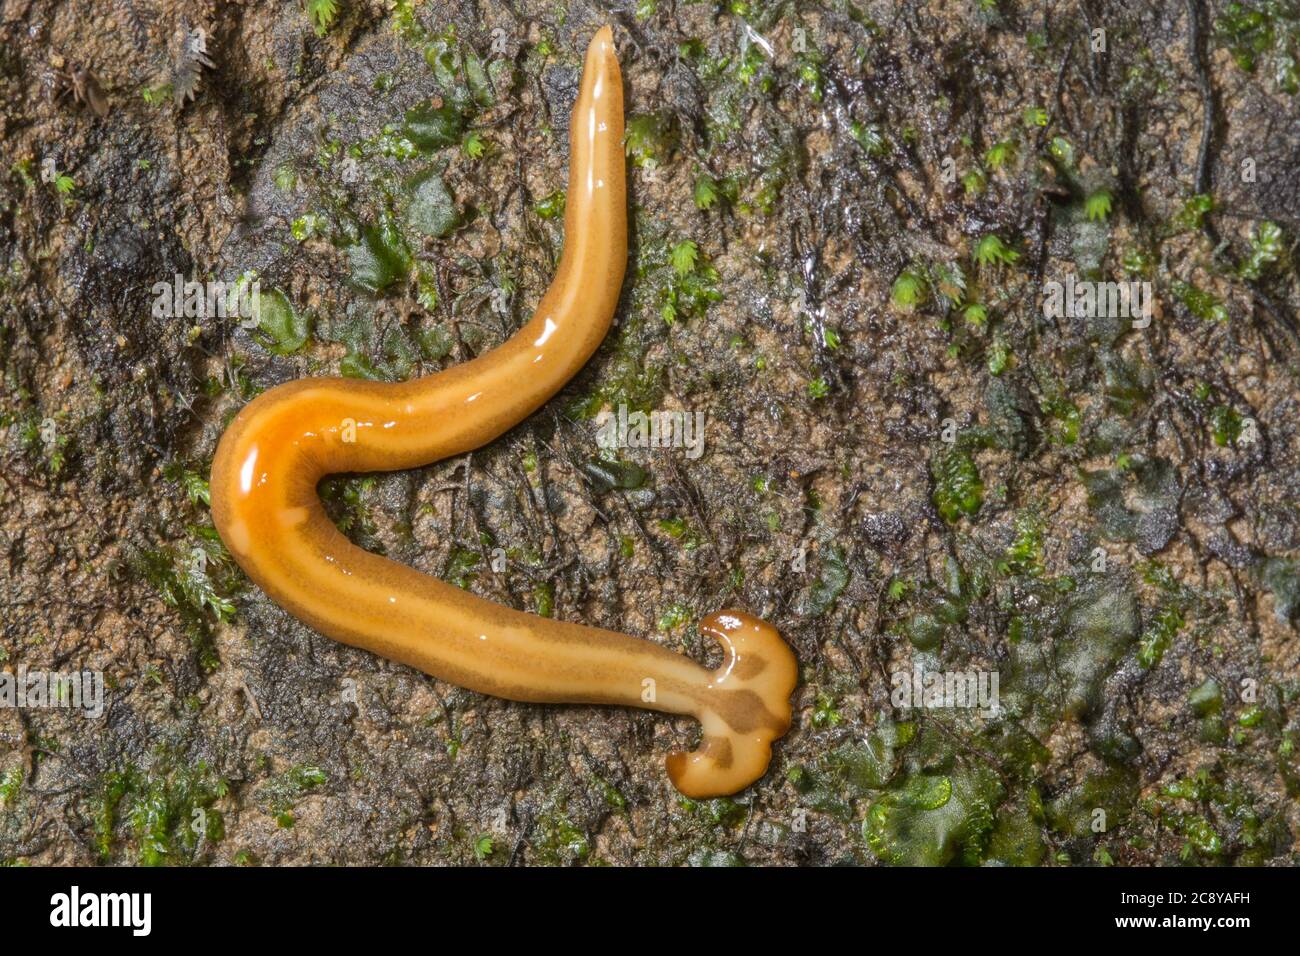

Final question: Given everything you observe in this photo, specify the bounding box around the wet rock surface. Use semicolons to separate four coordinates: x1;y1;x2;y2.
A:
1;1;1298;865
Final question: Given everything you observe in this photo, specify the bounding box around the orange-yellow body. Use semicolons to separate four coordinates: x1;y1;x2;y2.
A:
210;28;796;798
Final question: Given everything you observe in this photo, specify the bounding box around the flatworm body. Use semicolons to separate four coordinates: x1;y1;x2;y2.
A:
210;27;797;798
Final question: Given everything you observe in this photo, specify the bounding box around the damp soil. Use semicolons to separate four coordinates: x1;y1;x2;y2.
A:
1;0;1298;866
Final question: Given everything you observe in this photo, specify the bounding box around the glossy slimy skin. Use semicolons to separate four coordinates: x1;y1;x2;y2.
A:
210;27;796;799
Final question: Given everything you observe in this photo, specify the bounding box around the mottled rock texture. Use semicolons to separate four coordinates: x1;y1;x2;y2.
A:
1;0;1297;865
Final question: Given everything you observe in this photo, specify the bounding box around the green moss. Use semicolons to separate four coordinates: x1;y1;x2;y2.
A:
532;808;590;865
366;124;419;161
96;755;228;865
986;337;1011;376
985;804;1047;865
1238;221;1284;279
973;234;1020;267
811;692;843;729
320;475;381;545
444;547;482;589
734;43;770;90
416;25;496;108
1211;404;1245;446
658;517;688;539
347;215;412;293
891;267;927;309
273;163;297;191
1084;189;1113;222
161;460;211;507
533;582;554;617
461;130;488;160
1045;767;1138;839
566;318;664;418
796;49;826;102
984;140;1016;171
1137;606;1184;669
786;764;850;819
1215;2;1300;94
1173;193;1214;232
658;603;690;631
330;302;451;382
799;547;849;616
1259;557;1300;622
931;446;983;522
962;301;989;327
1170;279;1228;322
624;112;678;169
402;102;467;152
999;510;1044;576
656;239;720;324
8;408;72;476
590;774;627;813
132;527;241;672
305;0;340;36
894;556;980;652
820;719;915;796
254;765;326;830
849;121;887;157
1181;815;1222;856
1022;106;1049;128
864;762;1002;866
404;168;460;238
1147;766;1288;864
692;174;720;210
679;796;747;830
252;288;311;354
1004;576;1139;723
533;189;565;220
1056;581;1140;717
95;770;131;860
290;212;327;241
665;239;695;275
1041;392;1081;445
0;766;23;807
1189;678;1223;716
580;457;647;493
1238;705;1265;727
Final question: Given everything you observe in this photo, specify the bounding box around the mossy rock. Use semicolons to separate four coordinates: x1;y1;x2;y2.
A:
863;763;1003;866
985;804;1047;866
404;169;460;238
1045;766;1138;840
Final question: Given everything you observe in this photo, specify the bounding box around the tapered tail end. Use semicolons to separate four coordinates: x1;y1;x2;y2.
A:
666;610;798;798
586;25;616;68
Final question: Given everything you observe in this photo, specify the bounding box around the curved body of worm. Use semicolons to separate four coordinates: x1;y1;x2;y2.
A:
209;27;797;799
